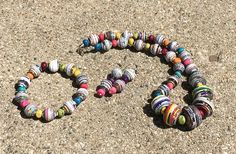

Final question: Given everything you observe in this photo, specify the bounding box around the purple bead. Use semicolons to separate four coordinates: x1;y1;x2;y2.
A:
107;74;115;83
122;75;129;84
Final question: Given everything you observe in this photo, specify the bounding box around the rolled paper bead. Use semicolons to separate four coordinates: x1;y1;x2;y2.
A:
167;75;180;86
98;33;105;42
173;63;185;73
155;34;165;45
122;30;132;39
14;91;28;103
19;100;29;108
188;71;207;87
109;87;117;94
106;74;116;83
133;32;139;40
192;85;213;100
121;74;129;84
65;63;74;76
150;44;162;55
73;68;81;77
175;71;182;78
88;34;99;46
178;50;190;61
17;85;26;92
43;108;56;122
118;37;128;48
177;47;185;54
102;39;112;51
193;97;214;119
59;64;66;72
83;39;90;47
57;108;65;118
163;104;182;126
73;96;83;105
185;63;198;75
163;38;171;47
161;48;168;55
151;90;162;98
156;84;170;96
181;105;203;130
76;88;89;100
63;100;77;114
113;79;126;93
128;38;134;46
183;58;191;66
27;72;34;80
105;31;116;40
123;69;136;81
95;43;102;51
165;51;176;63
29;64;41;78
167;82;174;90
35;109;43;119
24;104;37;117
168;41;179;52
76;75;88;87
48;59;59;73
41;62;48;72
111;68;123;79
172;57;182;64
151;95;171;115
96;79;112;97
138;32;147;41
134;40;144;51
112;40;118;48
19;76;31;88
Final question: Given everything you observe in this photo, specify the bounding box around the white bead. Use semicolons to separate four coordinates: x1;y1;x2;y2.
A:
48;59;59;73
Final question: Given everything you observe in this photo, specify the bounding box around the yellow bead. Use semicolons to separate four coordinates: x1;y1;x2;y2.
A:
145;43;150;50
59;64;66;72
133;32;139;40
197;83;203;87
35;109;43;118
116;32;121;39
73;69;81;77
128;38;134;46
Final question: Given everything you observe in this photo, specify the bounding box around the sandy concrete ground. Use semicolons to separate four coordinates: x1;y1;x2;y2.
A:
0;0;236;153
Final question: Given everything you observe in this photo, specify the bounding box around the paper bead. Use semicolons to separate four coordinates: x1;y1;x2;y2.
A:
185;63;198;75
24;104;37;117
151;95;171;115
76;75;88;87
65;63;74;76
111;68;123;79
163;104;182;126
113;79;126;93
150;44;162;55
76;88;89;100
89;34;99;45
49;59;59;73
138;32;147;41
123;69;136;81
19;76;31;88
14;92;28;103
181;106;202;130
105;31;116;40
134;40;144;51
102;39;112;51
63;101;77;114
173;63;185;73
188;71;207;87
100;79;113;90
168;41;179;51
192;85;213;100
156;84;170;96
165;51;176;63
178;50;191;61
118;37;128;48
155;34;165;45
193;97;214;119
29;64;41;78
43;108;56;122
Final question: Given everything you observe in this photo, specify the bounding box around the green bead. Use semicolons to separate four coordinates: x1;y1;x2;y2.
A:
59;64;66;72
133;32;139;40
178;115;186;125
57;108;65;118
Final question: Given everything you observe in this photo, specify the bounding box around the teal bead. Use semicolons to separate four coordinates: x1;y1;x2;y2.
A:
17;86;26;92
177;47;185;54
175;71;182;78
152;91;162;98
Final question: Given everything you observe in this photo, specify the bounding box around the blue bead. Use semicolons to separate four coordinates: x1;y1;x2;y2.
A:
95;43;102;51
73;97;82;105
17;86;26;92
175;71;182;78
83;39;90;47
152;91;161;98
177;47;184;54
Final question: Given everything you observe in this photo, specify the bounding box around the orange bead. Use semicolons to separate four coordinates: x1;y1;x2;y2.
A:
172;57;182;64
163;39;170;47
27;72;34;80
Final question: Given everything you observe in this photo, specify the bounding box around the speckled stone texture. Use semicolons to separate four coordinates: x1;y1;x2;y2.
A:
0;0;236;153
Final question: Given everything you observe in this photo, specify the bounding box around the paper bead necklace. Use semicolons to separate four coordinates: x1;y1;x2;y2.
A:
80;31;214;130
14;60;89;122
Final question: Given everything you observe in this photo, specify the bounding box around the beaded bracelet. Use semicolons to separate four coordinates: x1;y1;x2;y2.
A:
80;31;214;130
14;59;89;122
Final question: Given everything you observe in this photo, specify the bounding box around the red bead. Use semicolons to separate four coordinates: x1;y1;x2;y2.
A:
98;33;105;42
148;35;155;43
80;83;88;89
167;82;174;90
199;109;205;118
161;48;168;55
112;40;117;48
41;62;48;72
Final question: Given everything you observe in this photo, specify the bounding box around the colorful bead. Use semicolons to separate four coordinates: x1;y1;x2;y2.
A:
19;100;29;108
112;40;118;48
128;38;134;46
123;69;136;81
98;33;105;42
65;63;74;76
193;97;214;119
63;101;77;114
188;71;207;87
76;75;88;87
134;40;144;51
165;51;176;63
118;37;128;48
41;62;48;72
155;34;165;45
185;63;198;75
163;104;182;126
102;39;112;51
43;108;56;122
57;108;65;118
151;95;171;115
88;34;99;45
82;39;90;47
29;64;41;78
111;68;123;79
35;109;43;119
168;41;179;51
24;104;37;117
105;31;116;40
150;44;162;55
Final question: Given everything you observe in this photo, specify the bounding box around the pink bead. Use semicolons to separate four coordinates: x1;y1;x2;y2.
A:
97;89;105;97
109;87;117;94
183;59;191;66
19;100;29;108
167;82;174;90
80;83;88;89
148;35;155;43
112;40;117;48
199;109;205;118
99;33;105;42
162;48;168;55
